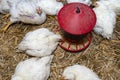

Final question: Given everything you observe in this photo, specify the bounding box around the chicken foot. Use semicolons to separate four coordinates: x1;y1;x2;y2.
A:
1;21;12;32
2;14;10;20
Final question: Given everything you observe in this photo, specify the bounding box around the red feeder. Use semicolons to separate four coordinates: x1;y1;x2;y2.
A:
57;3;96;52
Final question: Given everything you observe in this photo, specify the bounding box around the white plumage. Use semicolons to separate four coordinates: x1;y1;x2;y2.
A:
0;0;10;14
99;0;120;14
0;0;19;14
11;55;54;80
61;64;101;80
9;0;46;24
38;0;63;15
93;1;116;39
18;28;61;57
66;0;92;5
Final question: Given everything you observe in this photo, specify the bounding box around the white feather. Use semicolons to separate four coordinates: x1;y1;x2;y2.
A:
62;64;101;80
66;0;92;5
11;55;54;80
93;1;116;39
18;28;61;57
99;0;120;14
0;0;18;14
0;0;10;14
38;0;63;15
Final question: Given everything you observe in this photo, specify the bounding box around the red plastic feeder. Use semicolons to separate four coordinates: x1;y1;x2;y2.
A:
57;3;96;52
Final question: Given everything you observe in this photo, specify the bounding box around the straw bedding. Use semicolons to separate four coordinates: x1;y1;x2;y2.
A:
0;0;120;80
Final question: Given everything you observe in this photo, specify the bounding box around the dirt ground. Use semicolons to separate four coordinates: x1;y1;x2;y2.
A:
0;0;120;80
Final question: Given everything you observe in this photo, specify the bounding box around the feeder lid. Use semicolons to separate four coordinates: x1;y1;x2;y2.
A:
58;3;96;35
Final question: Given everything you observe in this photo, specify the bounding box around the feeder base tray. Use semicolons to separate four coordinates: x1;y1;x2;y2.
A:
56;27;92;52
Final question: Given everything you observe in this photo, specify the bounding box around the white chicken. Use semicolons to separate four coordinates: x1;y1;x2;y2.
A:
61;64;101;80
1;0;46;32
38;0;63;15
66;0;92;5
11;55;54;80
99;0;120;14
93;1;116;39
17;28;61;57
10;0;46;24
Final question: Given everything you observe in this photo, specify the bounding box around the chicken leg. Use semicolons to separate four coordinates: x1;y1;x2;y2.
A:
1;21;12;32
117;16;120;21
2;14;10;19
59;76;66;80
111;40;120;43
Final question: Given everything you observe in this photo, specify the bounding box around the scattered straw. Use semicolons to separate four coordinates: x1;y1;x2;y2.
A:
0;0;120;80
